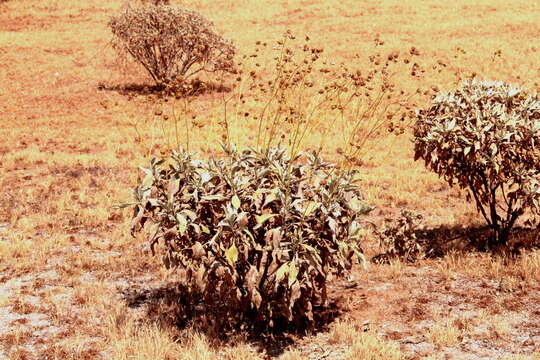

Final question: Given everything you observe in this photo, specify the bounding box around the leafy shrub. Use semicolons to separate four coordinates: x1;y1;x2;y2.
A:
374;210;424;263
109;5;235;86
414;79;540;246
129;146;371;333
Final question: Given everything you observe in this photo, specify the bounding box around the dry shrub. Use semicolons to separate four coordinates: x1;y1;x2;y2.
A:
109;5;235;86
146;0;171;5
130;0;172;5
374;209;424;262
127;146;371;334
414;80;540;247
216;32;443;165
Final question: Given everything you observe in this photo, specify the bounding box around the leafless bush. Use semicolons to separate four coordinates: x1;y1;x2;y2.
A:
133;0;171;6
109;5;235;86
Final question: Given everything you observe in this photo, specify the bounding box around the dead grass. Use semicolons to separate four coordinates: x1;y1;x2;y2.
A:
427;319;462;348
344;332;402;360
1;0;540;359
502;355;540;360
327;320;402;359
439;250;540;284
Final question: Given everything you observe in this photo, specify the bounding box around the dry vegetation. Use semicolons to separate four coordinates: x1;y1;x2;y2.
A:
1;0;540;359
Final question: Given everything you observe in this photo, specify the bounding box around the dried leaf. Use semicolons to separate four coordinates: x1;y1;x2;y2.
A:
177;214;188;235
264;228;282;248
201;225;211;234
328;217;338;234
201;194;226;201
245;266;258;293
167;178;180;200
225;243;238;266
304;201;320;217
195;265;206;291
256;214;277;227
200;171;212;184
263;188;279;208
192;242;205;260
231;194;241;210
275;262;289;284
288;260;299;287
290;281;301;307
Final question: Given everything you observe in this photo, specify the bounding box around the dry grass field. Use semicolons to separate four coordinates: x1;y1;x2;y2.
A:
1;0;540;359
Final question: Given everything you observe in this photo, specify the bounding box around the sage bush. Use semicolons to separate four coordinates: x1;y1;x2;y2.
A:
128;146;371;333
414;79;540;246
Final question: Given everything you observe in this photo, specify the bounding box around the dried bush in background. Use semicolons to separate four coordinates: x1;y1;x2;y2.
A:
129;0;172;6
135;31;458;168
147;0;171;5
109;5;235;86
128;146;372;334
414;80;540;247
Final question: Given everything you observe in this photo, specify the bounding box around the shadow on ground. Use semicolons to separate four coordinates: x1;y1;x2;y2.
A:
98;79;232;98
120;281;347;357
419;225;540;257
373;224;540;264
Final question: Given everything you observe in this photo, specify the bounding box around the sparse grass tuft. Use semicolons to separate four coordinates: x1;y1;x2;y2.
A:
427;319;462;348
345;331;402;360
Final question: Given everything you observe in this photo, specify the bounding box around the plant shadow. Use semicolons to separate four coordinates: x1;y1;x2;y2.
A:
372;224;540;263
120;282;344;357
98;78;232;98
418;224;540;258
